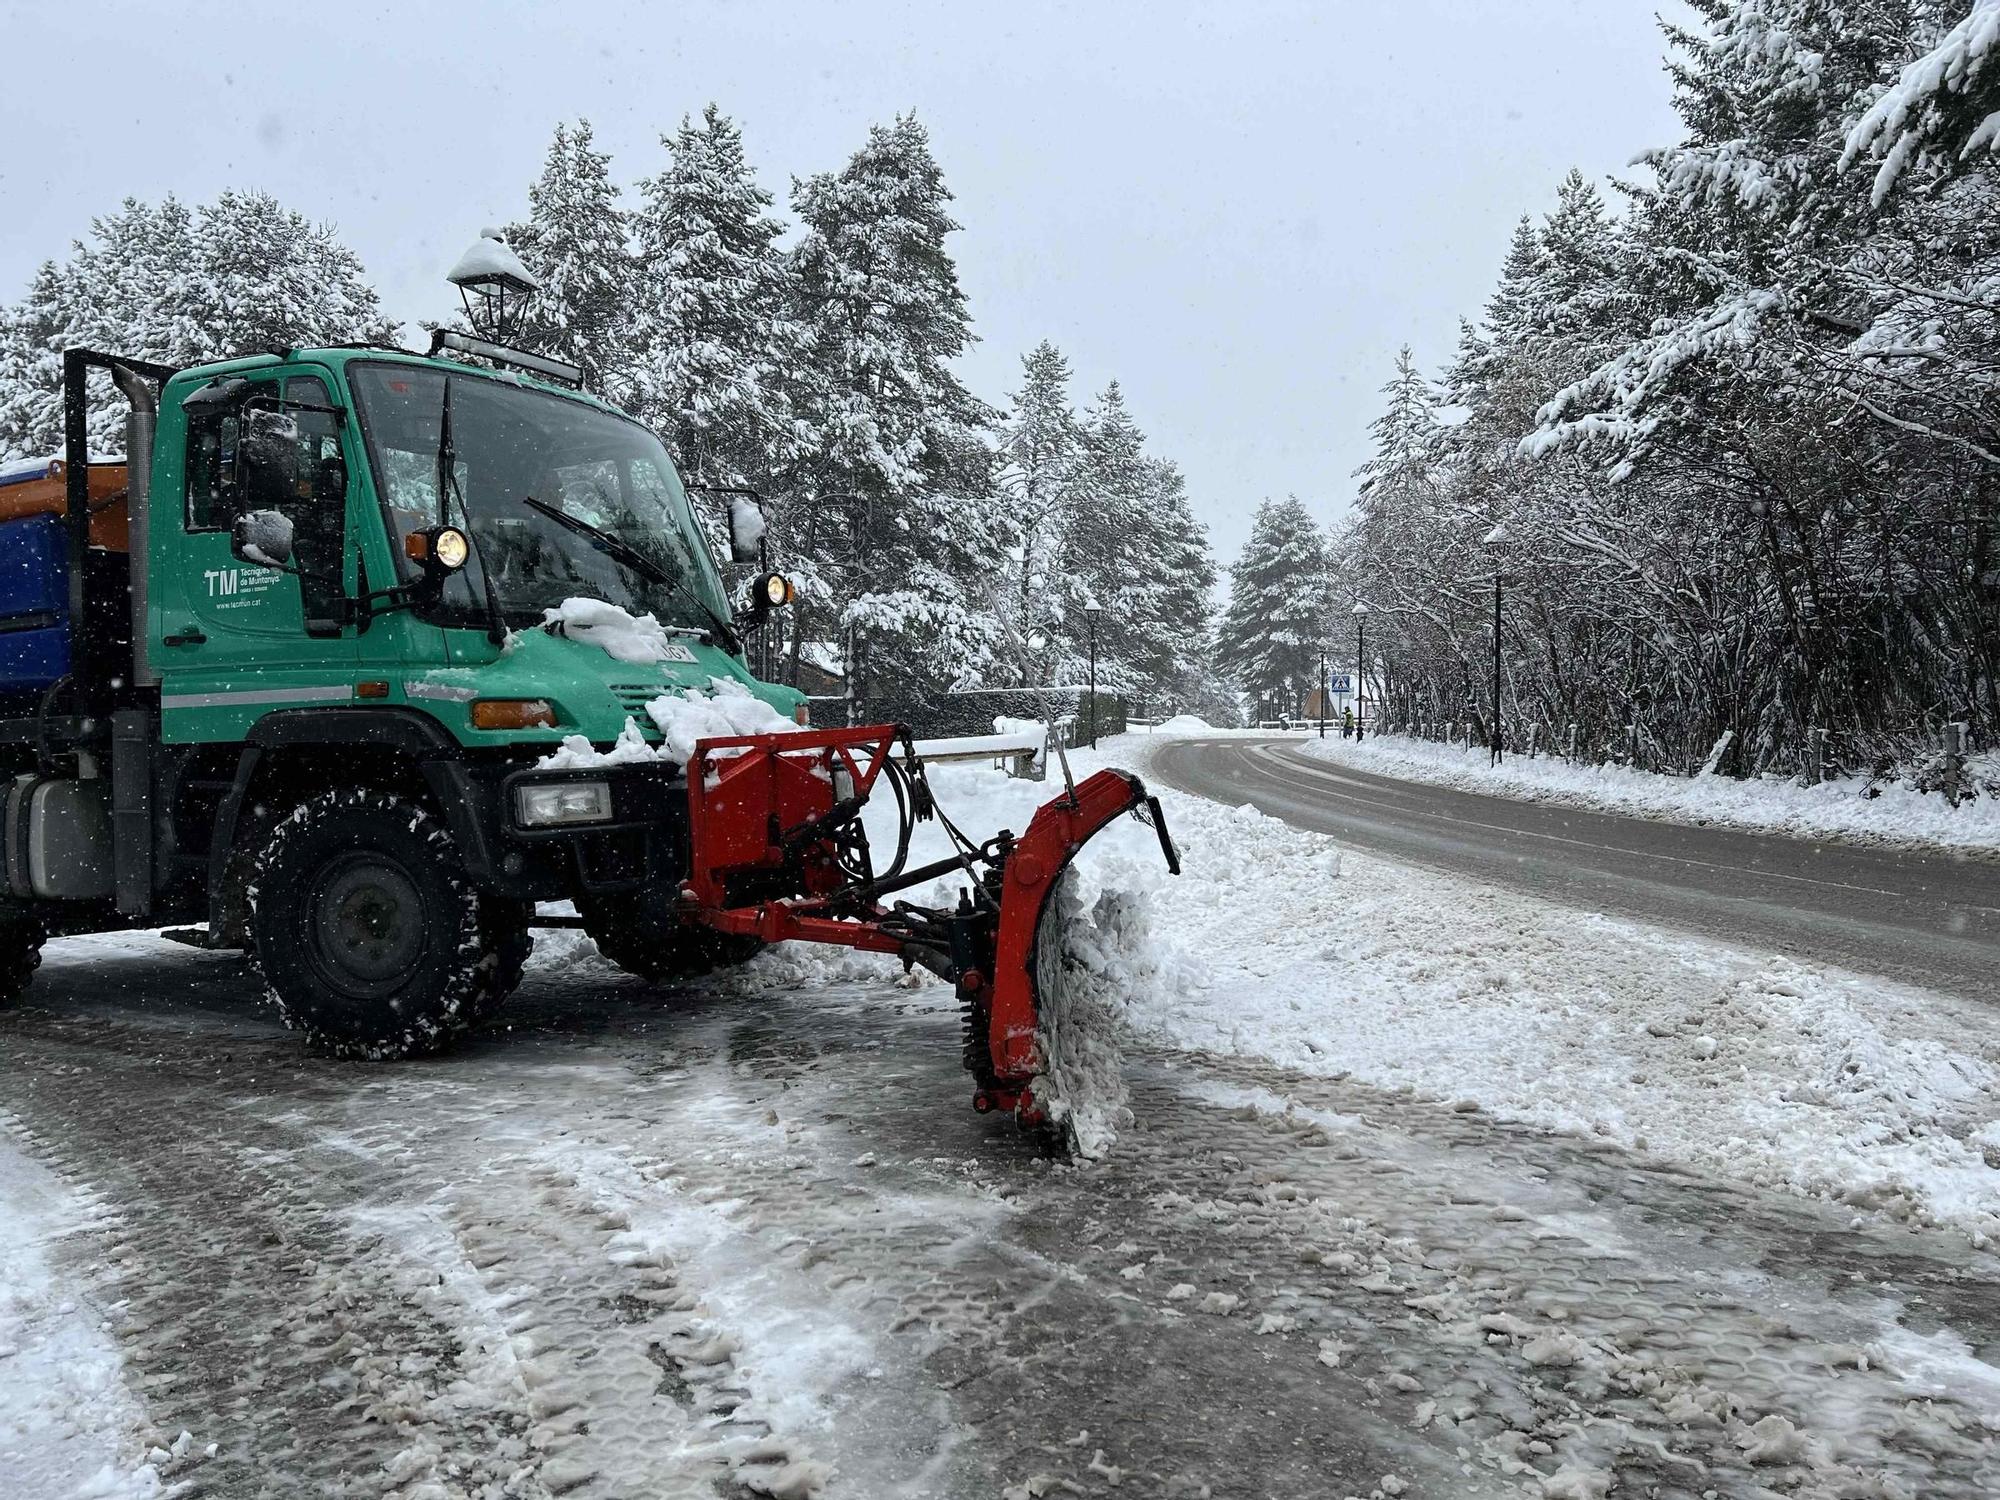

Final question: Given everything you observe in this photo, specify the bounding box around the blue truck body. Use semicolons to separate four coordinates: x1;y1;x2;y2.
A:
0;467;73;694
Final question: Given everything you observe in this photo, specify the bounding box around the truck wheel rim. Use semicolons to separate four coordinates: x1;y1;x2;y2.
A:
307;853;426;997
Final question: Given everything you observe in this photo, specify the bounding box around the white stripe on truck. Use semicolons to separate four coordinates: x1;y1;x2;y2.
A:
160;685;356;710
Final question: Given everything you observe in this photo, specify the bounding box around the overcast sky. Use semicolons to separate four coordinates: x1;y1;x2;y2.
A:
0;0;1693;561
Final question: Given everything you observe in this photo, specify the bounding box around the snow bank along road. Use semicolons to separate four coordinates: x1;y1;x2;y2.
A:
5;750;2000;1499
1148;736;2000;1002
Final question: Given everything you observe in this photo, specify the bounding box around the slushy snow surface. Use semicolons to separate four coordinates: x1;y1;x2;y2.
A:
0;1122;156;1499
1300;731;2000;855
681;739;2000;1239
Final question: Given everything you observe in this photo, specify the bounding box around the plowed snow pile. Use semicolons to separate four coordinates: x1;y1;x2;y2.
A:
1301;730;2000;855
1030;872;1150;1158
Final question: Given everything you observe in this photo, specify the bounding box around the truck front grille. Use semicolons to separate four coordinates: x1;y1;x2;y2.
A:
610;683;663;721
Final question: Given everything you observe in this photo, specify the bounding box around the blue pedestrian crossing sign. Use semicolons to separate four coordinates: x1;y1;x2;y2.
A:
1328;674;1352;693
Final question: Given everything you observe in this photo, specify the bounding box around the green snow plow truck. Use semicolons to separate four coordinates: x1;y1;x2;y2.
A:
0;335;804;1055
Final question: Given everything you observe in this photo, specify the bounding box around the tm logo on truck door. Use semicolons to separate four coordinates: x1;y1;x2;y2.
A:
202;566;281;609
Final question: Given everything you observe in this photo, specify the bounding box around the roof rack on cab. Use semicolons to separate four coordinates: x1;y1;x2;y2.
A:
426;329;585;389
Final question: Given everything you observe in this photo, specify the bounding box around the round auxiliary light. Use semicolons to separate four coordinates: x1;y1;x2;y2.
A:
433;527;471;570
750;572;796;609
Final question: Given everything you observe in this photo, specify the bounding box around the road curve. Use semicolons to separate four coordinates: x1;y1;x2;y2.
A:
1146;736;2000;1002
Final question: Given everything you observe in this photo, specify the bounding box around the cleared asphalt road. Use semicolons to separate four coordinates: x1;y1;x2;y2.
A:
1147;736;2000;1002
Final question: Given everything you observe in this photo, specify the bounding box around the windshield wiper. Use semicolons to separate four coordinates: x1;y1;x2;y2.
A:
436;376;510;646
520;494;741;652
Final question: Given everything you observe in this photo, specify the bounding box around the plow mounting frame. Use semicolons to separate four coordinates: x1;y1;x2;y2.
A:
678;724;1178;1121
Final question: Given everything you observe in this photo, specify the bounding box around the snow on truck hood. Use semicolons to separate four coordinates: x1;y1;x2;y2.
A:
526;596;802;770
541;596;709;666
539;678;800;771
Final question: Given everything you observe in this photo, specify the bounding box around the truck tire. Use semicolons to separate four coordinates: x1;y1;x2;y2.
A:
0;919;44;1007
248;790;530;1057
466;898;534;1026
580;889;762;986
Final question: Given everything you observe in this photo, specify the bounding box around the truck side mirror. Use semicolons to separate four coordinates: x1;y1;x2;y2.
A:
231;508;296;568
727;494;767;563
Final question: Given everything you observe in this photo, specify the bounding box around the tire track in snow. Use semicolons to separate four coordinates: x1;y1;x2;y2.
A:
5;938;1998;1498
0;1014;541;1497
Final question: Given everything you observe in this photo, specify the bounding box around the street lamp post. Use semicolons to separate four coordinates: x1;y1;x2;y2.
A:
1482;524;1510;766
1318;649;1327;738
1084;599;1102;749
1351;601;1369;742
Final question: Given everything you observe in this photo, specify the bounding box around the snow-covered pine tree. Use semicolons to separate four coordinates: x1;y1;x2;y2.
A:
1127;454;1226;716
994;340;1086;682
1057;381;1221;707
1058;381;1150;689
786;114;1007;692
1354;347;1440;509
1215;496;1328;720
511;120;636;401
631;104;803;536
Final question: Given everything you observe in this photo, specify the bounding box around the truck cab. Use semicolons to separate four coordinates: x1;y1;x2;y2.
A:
0;342;801;1054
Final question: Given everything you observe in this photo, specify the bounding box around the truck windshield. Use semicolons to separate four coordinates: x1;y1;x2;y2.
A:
347;363;730;634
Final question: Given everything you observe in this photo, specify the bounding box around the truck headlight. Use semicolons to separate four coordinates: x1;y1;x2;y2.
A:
516;780;613;827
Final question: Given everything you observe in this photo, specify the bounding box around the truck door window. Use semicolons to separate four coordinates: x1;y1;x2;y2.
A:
186;375;347;624
185;411;242;532
277;377;347;626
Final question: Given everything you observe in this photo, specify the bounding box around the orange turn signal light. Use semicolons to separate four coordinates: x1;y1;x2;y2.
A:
470;698;558;730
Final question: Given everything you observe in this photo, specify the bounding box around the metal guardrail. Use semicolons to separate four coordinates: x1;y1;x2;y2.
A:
905;722;1062;781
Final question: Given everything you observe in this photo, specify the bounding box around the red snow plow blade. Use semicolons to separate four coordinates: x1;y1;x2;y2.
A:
679;725;1179;1124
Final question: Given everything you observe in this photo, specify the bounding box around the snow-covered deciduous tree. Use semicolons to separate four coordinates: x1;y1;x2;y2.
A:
1330;0;2000;777
1217;497;1328;720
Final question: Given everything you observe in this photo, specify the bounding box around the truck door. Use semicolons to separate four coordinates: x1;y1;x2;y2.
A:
155;370;360;741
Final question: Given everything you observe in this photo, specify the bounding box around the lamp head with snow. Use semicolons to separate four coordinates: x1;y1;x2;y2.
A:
447;228;540;342
724;492;768;563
